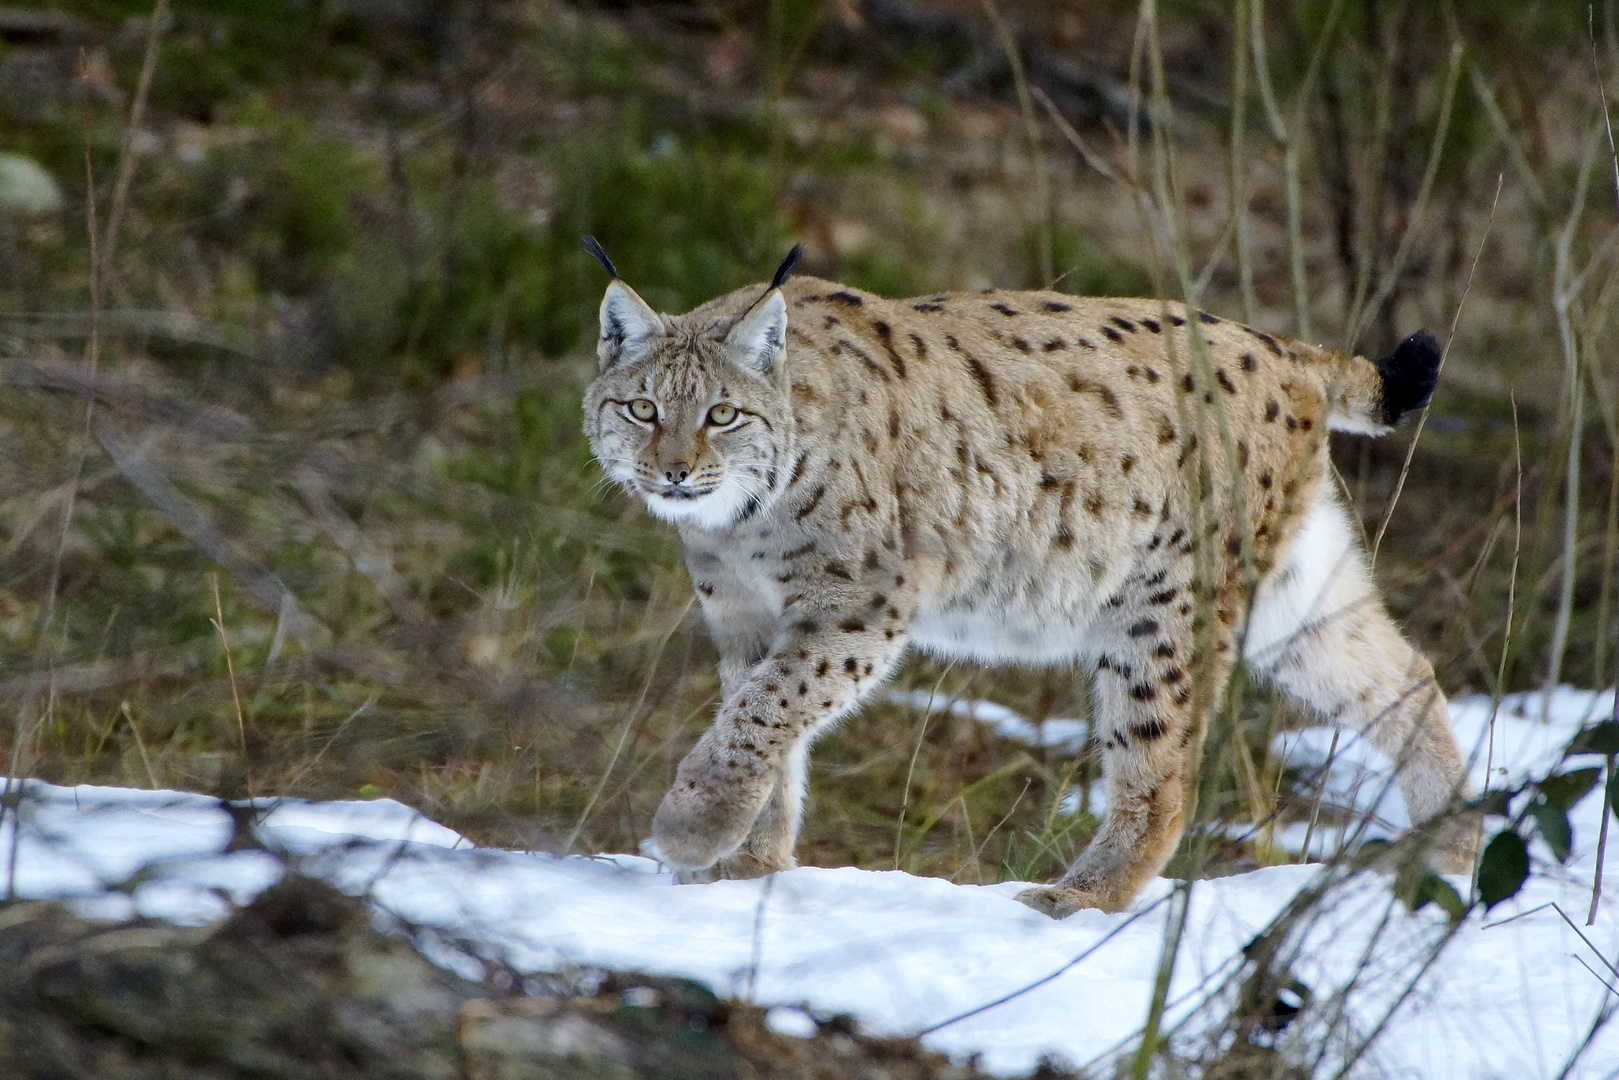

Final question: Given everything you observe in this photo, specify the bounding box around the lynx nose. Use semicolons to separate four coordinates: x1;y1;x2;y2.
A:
664;462;691;485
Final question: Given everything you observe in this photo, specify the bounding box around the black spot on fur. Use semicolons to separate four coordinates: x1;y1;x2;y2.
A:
1043;338;1067;351
1043;300;1072;312
964;355;998;406
1110;316;1137;333
1128;618;1159;638
1129;717;1168;741
1102;325;1123;343
1169;314;1186;326
1067;374;1123;418
827;290;864;306
1242;352;1258;371
990;302;1019;317
1142;317;1161;333
838;617;867;632
1129;684;1158;701
1198;310;1219;324
1264;399;1280;422
913;302;944;312
794;486;826;520
873;321;908;377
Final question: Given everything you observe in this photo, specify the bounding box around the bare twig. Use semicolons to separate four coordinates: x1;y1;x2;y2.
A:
915;891;1171;1036
563;597;694;856
978;0;1052;282
210;573;249;762
894;666;956;869
741;872;776;1003
1372;173;1503;563
94;418;326;640
1343;40;1465;356
1480;392;1523;902
101;0;170;288
1298;727;1340;863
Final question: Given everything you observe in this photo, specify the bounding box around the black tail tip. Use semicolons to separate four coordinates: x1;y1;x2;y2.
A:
1376;329;1441;426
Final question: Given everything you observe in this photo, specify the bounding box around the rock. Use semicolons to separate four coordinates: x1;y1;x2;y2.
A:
0;153;63;217
0;874;1042;1079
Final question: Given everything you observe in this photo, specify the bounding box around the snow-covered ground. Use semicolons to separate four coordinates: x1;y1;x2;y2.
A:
3;687;1617;1077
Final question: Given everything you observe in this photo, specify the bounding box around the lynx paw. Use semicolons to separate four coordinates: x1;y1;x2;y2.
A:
1425;816;1483;876
648;780;755;873
1014;886;1116;919
717;850;795;879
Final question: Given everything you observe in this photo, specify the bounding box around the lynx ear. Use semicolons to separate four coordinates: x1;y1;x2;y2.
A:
598;279;665;370
724;290;788;382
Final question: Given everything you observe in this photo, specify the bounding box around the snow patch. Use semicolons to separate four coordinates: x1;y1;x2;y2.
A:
2;688;1617;1077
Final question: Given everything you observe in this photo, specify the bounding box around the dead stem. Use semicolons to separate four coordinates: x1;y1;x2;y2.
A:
978;0;1052;283
1372;174;1504;564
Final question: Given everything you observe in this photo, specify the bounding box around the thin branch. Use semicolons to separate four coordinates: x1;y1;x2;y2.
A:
1372;173;1503;563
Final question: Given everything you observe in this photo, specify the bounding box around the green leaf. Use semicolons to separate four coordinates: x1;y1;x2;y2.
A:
1394;863;1471;923
1538;768;1602;810
1477;830;1530;910
1528;798;1572;862
1571;721;1619;756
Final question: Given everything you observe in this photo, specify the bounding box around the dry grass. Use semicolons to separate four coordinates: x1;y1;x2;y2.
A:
0;0;1613;908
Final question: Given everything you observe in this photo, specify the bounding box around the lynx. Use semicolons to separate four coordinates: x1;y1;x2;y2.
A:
581;239;1476;917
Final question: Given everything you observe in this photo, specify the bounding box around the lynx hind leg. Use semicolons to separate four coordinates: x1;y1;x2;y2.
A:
1243;496;1477;872
1020;589;1232;918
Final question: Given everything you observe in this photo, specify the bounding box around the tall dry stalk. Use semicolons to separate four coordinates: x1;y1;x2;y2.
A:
979;0;1053;284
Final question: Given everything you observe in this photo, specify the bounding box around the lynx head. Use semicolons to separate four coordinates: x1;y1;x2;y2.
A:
582;243;801;531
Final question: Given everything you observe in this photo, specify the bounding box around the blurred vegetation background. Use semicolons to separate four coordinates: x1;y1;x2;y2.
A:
0;0;1615;884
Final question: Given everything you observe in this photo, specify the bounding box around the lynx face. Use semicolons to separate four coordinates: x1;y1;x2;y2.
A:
583;280;794;531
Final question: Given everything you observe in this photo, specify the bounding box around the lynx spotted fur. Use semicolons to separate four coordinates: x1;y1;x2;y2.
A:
582;246;1475;917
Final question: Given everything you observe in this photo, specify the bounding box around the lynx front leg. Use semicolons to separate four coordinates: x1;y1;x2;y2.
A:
713;737;812;878
651;568;918;875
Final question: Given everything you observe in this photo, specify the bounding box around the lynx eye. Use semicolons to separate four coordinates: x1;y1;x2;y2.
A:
628;398;657;422
707;403;738;426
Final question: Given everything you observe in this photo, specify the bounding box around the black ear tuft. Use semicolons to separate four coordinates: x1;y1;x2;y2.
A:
1376;329;1441;425
581;235;619;280
770;244;804;291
